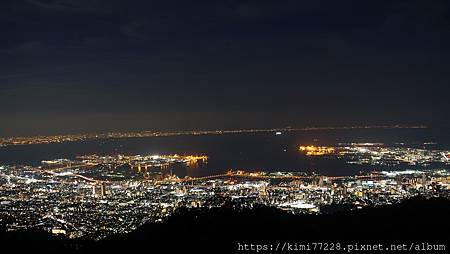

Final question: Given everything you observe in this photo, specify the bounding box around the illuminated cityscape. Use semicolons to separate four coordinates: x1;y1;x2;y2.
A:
1;0;450;252
299;143;450;166
1;143;449;240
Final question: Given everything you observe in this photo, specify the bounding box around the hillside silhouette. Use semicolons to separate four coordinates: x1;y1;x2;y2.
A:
1;197;449;254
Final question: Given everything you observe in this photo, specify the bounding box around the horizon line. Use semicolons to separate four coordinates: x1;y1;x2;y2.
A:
0;124;428;147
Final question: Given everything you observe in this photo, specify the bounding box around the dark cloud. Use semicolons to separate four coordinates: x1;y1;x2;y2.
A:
0;0;449;135
26;0;101;12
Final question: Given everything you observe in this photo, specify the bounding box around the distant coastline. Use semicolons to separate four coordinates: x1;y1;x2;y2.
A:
0;125;427;147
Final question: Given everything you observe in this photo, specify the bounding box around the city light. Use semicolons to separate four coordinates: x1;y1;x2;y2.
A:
299;145;335;156
1;150;449;240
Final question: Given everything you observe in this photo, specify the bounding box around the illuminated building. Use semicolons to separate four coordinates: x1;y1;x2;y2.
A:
100;183;106;197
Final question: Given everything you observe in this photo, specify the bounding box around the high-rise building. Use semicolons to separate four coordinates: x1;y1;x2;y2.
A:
342;186;348;198
319;176;324;187
422;173;427;185
100;183;106;196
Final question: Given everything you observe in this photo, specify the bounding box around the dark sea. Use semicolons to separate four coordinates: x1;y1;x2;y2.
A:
1;128;449;177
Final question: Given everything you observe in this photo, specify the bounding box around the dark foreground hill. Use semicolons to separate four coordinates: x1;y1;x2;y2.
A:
1;197;449;254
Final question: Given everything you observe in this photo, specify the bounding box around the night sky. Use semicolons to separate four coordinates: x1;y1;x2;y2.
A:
1;0;449;136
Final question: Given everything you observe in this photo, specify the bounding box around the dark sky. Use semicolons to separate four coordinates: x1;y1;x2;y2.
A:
1;0;449;136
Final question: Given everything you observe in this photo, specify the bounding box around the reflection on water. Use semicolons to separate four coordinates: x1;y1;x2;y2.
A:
0;128;449;177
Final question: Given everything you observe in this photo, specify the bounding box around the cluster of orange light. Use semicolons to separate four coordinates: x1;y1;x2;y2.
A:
180;155;208;167
162;154;208;162
183;155;208;162
299;145;335;156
